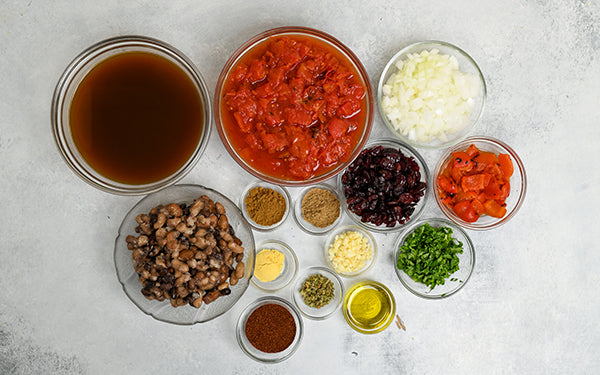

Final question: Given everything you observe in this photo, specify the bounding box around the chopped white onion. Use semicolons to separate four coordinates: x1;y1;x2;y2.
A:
382;49;479;144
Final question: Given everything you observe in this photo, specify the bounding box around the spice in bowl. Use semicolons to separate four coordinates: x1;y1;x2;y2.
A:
301;187;340;228
327;228;374;275
244;186;286;226
245;303;297;353
299;274;335;309
254;249;285;283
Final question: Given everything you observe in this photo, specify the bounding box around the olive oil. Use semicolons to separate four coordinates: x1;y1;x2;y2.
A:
343;281;396;333
69;51;204;185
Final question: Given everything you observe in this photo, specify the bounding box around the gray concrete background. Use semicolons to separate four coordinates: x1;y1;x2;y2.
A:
1;0;599;373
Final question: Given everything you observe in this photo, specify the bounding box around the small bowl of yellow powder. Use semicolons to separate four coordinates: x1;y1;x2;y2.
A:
241;181;291;231
324;225;377;277
252;240;298;292
293;184;342;235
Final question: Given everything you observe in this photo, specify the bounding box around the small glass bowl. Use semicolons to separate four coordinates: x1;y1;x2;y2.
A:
236;296;304;363
293;184;343;235
240;181;291;231
114;184;255;324
338;138;430;233
292;266;344;320
394;218;475;299
378;40;486;149
433;136;527;230
342;280;396;334
51;35;211;195
324;225;377;277
251;240;298;292
214;26;374;186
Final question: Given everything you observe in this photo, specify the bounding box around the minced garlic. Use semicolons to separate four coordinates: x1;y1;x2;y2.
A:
328;231;373;273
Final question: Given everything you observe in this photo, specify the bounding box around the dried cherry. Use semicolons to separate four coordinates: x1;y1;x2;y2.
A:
342;145;426;227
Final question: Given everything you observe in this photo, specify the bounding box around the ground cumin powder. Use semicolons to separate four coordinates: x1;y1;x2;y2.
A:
245;186;286;226
301;188;340;228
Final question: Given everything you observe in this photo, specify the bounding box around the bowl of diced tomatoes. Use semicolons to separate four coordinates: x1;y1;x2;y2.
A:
214;26;374;186
433;136;527;230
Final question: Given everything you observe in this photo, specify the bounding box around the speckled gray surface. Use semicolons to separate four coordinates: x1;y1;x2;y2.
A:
1;0;599;374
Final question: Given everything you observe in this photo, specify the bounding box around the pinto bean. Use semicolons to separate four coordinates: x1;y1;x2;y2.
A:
126;195;246;308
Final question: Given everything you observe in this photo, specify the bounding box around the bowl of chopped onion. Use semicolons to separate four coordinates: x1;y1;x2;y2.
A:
378;40;486;149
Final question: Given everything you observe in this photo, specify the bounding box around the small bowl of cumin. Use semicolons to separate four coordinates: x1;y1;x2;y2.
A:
240;181;291;231
293;183;343;235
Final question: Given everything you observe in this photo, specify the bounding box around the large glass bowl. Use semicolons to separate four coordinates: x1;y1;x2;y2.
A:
214;26;373;186
338;138;430;233
52;35;211;195
433;136;527;230
378;40;486;149
114;184;255;324
394;218;475;299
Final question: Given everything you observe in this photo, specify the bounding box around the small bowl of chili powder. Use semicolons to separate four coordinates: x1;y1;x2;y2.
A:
236;296;304;363
215;26;373;186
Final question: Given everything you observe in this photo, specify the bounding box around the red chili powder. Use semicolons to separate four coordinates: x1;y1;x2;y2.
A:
245;303;296;353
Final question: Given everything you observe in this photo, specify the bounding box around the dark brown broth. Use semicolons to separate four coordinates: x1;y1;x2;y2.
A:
70;51;203;185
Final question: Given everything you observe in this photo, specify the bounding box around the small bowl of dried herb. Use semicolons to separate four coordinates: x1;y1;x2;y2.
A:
240;181;291;231
394;217;475;299
293;184;343;235
292;266;344;320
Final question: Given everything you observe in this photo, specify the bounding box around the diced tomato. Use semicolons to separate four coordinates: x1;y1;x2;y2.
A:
222;36;367;181
327;118;349;139
453;201;479;223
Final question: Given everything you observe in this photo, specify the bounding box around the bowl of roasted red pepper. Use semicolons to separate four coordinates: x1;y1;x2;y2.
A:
214;26;374;186
434;136;527;230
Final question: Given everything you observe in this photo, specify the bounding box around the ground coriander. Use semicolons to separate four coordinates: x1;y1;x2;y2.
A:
301;188;340;228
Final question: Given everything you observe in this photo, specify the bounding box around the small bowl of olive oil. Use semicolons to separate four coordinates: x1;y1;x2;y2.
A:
342;280;396;334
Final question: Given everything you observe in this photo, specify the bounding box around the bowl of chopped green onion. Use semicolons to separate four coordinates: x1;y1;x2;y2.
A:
394;218;475;299
291;266;344;320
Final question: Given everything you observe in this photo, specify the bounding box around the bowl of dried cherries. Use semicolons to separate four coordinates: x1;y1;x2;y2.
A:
338;138;430;232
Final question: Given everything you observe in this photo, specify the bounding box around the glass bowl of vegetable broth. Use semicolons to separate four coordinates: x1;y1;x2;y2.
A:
378;41;486;149
394;218;475;299
52;36;211;195
433;136;527;230
214;26;374;186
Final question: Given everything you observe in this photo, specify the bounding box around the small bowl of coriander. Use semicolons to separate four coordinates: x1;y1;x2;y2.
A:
292;266;344;320
394;218;475;299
